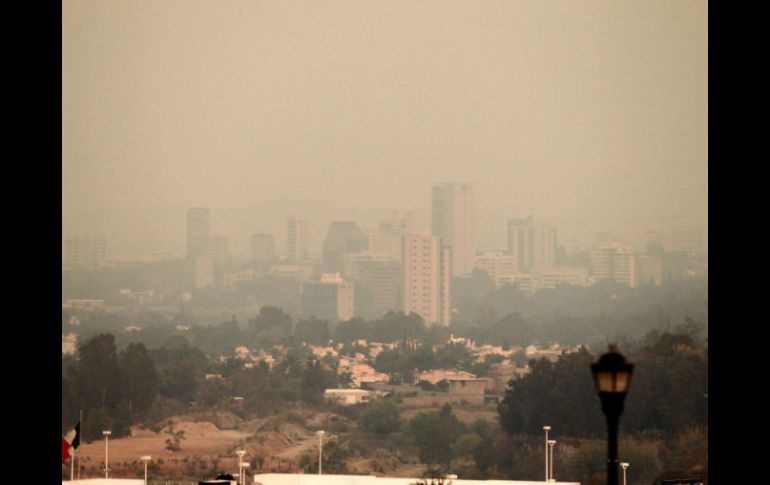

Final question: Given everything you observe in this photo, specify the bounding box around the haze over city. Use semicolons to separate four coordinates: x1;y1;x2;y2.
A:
63;0;707;260
62;2;707;484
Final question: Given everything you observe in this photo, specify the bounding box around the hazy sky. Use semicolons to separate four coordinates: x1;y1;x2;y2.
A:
63;0;707;259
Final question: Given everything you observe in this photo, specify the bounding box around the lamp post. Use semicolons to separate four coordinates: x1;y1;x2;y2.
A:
620;462;630;485
317;430;325;475
591;346;634;485
140;456;151;485
547;440;556;482
102;430;111;479
236;450;246;485
242;462;250;485
543;426;551;481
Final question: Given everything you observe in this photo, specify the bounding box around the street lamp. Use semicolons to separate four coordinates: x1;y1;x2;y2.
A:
543;426;551;482
317;430;325;475
236;450;246;485
242;462;250;485
591;346;634;485
547;440;556;482
140;456;151;485
620;462;630;485
102;430;111;479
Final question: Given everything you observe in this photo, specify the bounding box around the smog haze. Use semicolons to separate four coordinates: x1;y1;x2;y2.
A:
62;0;707;258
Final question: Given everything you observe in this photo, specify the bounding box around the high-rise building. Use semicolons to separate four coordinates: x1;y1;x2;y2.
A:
592;242;636;287
250;233;276;263
199;232;230;266
287;217;307;263
187;208;210;259
402;234;451;325
507;217;533;272
352;259;402;319
322;221;369;273
379;211;415;264
301;273;354;322
507;217;557;271
64;236;106;267
533;223;557;269
432;183;474;278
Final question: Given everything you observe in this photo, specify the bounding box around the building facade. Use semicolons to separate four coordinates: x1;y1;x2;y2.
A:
300;273;354;322
64;235;106;267
475;251;517;287
592;242;636;287
431;183;475;278
250;233;276;263
287;217;307;263
186;207;210;259
402;234;451;325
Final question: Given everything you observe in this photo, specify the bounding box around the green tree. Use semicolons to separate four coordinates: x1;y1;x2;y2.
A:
119;342;158;418
74;334;127;439
300;359;326;403
409;404;466;466
360;398;401;435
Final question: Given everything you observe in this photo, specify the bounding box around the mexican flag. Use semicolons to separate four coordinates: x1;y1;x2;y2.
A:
61;422;80;463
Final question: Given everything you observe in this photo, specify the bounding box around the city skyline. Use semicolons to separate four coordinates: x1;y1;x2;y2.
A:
63;0;707;260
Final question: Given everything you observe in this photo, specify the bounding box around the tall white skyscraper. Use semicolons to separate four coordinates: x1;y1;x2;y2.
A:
402;234;451;326
431;183;474;278
287;217;307;262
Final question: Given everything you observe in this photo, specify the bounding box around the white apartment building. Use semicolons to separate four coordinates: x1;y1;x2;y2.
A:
475;251;517;287
402;234;451;325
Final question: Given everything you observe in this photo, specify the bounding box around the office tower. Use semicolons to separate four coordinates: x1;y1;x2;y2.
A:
187;208;210;259
287;217;307;262
533;222;557;269
592;242;636;287
322;221;369;273
199;232;230;266
353;259;402;319
379;211;415;264
402;234;451;325
250;233;276;263
507;217;534;272
301;273;354;322
507;217;557;271
432;183;474;278
64;236;106;267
